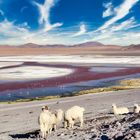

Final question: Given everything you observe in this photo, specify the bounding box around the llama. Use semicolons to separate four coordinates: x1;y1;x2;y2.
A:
49;109;63;133
39;107;63;138
112;104;129;115
133;104;140;114
39;109;52;138
64;106;85;129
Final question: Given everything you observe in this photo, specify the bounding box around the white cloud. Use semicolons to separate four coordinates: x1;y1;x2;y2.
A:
90;29;140;46
33;0;63;32
99;0;139;31
111;17;136;31
0;19;29;38
45;22;63;32
103;2;114;18
108;32;140;45
20;6;28;13
0;19;68;45
0;18;140;46
0;0;64;45
0;9;4;16
72;24;87;37
92;32;112;41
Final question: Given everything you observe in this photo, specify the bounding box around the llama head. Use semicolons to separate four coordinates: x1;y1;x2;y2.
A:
42;105;49;111
134;104;139;108
112;104;116;108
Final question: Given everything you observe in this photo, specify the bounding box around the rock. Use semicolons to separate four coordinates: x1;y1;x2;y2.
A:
115;121;121;128
90;129;95;132
90;134;97;139
114;132;124;139
100;135;110;140
73;132;77;137
130;137;135;140
135;131;140;138
124;134;132;139
57;133;64;137
104;124;110;129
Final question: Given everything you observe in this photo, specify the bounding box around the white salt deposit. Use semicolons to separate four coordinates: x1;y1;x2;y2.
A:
0;66;73;80
90;67;125;73
0;55;140;64
0;62;23;68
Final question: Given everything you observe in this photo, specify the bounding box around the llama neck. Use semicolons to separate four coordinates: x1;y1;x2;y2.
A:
56;113;62;122
113;106;117;114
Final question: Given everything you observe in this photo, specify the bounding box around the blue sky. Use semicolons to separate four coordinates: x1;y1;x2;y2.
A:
0;0;140;45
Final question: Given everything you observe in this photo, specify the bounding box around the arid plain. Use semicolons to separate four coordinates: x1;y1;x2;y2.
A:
0;42;140;139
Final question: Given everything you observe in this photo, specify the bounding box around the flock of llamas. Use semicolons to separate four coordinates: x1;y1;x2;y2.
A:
38;104;140;139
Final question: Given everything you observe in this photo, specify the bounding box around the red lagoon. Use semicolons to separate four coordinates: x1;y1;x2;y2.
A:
0;62;140;93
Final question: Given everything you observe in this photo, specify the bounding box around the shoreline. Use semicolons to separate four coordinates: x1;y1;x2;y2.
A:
1;78;140;104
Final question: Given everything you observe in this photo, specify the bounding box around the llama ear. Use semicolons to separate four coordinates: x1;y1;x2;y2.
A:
112;103;116;106
54;111;58;117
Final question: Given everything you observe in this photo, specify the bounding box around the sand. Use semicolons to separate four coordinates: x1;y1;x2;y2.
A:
0;46;140;56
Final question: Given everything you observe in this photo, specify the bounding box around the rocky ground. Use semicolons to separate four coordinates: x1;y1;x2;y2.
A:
0;89;140;140
9;113;140;140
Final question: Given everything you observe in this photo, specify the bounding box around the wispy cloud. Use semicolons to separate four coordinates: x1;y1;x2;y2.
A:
0;19;29;38
33;0;63;32
92;32;112;41
91;30;140;46
106;32;140;45
0;19;68;45
110;17;139;31
0;18;140;46
0;9;4;16
103;2;114;18
0;0;64;45
72;24;87;37
99;0;139;31
20;6;28;13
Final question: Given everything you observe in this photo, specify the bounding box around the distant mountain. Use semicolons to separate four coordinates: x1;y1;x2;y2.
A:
19;43;41;48
71;41;104;47
19;43;68;48
0;41;140;50
125;44;140;50
0;42;140;56
0;45;14;48
17;41;104;48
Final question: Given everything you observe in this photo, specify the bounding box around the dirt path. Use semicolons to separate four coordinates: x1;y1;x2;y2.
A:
0;89;140;140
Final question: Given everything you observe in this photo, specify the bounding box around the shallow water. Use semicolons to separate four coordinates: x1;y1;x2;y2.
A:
0;73;140;101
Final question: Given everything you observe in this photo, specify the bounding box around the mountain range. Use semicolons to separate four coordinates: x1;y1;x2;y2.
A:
0;42;139;56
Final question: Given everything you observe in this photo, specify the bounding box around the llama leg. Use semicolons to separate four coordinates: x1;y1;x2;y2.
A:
71;120;74;128
42;130;46;139
64;120;68;128
48;125;53;134
48;128;51;134
79;116;83;127
45;131;47;139
69;119;74;129
40;125;45;138
54;125;57;131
